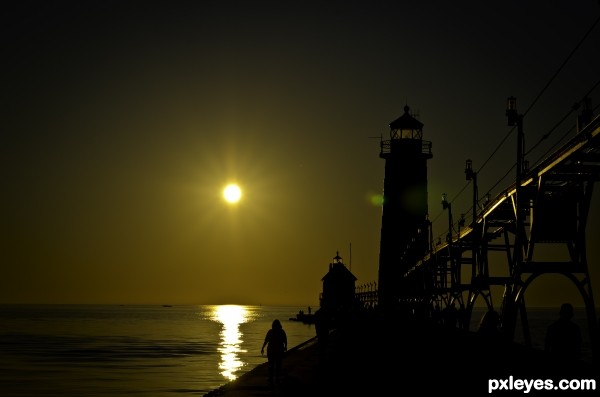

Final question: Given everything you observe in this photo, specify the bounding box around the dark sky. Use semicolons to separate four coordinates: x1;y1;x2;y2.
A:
2;1;600;307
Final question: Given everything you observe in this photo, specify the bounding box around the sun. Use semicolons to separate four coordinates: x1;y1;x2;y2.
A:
223;184;242;204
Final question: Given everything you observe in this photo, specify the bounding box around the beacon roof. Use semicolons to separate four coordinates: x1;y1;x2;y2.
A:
389;105;424;130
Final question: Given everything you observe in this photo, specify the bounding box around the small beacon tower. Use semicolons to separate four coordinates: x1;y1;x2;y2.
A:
378;105;433;311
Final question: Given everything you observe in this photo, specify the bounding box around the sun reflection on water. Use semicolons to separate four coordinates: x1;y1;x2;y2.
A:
209;305;253;381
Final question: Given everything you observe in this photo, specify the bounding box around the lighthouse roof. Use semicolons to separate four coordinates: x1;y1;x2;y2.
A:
389;105;423;130
320;251;357;282
321;262;357;282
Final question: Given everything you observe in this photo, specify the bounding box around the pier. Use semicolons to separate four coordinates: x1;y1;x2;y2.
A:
401;102;600;362
206;100;600;396
205;316;598;396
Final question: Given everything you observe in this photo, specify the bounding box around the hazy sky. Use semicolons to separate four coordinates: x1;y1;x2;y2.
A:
3;1;600;307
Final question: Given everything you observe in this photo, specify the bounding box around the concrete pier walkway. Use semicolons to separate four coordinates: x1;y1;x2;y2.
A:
205;318;599;396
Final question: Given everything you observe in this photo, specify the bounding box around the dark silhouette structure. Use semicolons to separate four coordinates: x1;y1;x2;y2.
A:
314;307;330;360
396;101;600;364
545;303;583;363
312;102;598;367
319;252;357;314
377;105;432;311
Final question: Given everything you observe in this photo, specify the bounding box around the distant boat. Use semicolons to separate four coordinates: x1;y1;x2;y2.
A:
162;305;172;307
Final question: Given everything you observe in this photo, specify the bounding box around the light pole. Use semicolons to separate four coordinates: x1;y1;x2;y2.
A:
464;159;478;225
441;193;453;243
465;159;480;281
504;96;527;343
441;192;454;302
505;96;525;268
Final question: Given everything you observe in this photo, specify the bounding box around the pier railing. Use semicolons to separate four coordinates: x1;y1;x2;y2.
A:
354;282;378;308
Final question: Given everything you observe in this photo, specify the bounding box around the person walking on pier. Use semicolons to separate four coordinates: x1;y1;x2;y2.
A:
261;319;287;384
544;303;582;363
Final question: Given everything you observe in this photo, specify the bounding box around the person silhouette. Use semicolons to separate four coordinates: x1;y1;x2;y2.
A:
477;309;500;335
261;319;287;384
477;309;502;340
544;303;582;363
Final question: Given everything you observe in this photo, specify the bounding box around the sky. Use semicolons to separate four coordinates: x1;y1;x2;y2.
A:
2;1;600;308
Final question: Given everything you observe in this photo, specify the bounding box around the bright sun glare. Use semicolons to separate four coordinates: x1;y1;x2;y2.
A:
210;305;252;381
223;184;242;203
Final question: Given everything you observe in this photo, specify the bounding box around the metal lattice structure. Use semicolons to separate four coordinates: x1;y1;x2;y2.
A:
405;112;600;361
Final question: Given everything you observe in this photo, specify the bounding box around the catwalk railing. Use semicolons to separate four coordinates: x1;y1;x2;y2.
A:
402;112;600;362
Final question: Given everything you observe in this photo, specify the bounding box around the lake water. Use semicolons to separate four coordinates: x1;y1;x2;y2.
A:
0;304;316;396
0;304;595;396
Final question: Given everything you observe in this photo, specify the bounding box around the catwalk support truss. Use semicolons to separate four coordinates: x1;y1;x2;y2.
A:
408;114;600;362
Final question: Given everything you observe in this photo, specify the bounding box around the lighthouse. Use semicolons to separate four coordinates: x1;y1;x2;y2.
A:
377;105;433;311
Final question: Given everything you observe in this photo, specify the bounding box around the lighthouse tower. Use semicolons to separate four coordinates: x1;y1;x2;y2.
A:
377;105;433;311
